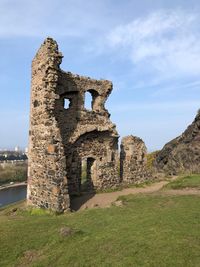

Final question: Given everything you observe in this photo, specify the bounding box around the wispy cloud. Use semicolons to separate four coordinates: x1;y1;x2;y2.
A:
107;9;200;78
109;100;200;113
152;80;200;97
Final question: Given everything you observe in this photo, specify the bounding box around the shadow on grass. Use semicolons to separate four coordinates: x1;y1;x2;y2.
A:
70;192;96;211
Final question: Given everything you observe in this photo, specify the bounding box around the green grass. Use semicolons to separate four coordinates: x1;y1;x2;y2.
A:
0;194;200;267
164;174;200;190
0;162;27;185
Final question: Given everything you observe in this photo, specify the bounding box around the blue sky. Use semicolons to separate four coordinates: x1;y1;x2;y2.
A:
0;0;200;151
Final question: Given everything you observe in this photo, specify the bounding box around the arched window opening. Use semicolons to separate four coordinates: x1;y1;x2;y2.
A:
84;89;99;111
64;98;71;110
85;91;93;110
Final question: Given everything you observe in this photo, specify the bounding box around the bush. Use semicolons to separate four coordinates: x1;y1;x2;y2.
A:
0;162;27;185
146;150;160;169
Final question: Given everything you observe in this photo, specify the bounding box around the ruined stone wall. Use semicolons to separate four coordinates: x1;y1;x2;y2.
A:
120;136;150;184
27;38;120;212
27;38;154;213
27;38;69;212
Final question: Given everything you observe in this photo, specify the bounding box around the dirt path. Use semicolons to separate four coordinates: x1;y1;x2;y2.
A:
70;179;200;211
71;181;166;211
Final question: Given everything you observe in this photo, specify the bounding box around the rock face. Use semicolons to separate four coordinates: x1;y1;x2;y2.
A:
155;110;200;174
120;136;150;183
27;38;151;212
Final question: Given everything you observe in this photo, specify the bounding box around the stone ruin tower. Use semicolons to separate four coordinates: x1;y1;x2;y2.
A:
27;38;120;212
120;136;150;184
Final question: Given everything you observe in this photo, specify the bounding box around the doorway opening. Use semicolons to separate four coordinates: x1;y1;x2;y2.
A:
81;157;97;192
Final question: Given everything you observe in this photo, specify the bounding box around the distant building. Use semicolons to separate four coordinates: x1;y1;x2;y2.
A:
14;146;20;152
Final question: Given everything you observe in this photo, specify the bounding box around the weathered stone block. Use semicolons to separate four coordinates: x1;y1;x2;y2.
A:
47;144;57;154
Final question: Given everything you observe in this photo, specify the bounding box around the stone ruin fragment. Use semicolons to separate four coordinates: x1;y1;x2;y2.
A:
120;136;150;184
27;38;151;212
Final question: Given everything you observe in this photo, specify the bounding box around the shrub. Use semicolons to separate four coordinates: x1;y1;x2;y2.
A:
146;151;160;169
0;162;27;185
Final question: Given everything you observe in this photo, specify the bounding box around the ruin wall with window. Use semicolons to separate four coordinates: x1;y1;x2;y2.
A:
27;38;151;212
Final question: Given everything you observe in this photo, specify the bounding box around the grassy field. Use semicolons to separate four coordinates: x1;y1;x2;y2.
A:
164;174;200;189
0;193;200;267
0;162;27;185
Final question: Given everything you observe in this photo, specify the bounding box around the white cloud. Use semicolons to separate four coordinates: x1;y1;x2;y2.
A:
108;9;200;77
109;10;196;45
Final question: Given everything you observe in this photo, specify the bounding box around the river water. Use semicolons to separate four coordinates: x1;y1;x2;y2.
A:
0;185;27;208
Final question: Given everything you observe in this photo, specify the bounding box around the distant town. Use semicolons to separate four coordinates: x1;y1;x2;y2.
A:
0;146;28;162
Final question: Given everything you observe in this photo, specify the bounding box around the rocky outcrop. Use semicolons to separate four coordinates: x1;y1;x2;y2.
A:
154;110;200;175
